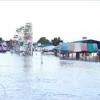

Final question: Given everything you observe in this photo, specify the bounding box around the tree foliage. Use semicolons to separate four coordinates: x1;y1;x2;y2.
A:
51;37;63;46
37;37;51;44
33;42;37;46
0;37;2;41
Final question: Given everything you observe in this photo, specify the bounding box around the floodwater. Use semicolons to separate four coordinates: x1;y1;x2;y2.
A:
0;52;100;100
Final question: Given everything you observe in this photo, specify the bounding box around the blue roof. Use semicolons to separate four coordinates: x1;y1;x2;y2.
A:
71;39;100;43
41;44;52;47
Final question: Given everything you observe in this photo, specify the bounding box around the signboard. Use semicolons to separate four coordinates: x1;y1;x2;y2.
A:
82;37;87;39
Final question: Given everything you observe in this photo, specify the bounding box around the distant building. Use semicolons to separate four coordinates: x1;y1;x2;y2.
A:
71;39;100;49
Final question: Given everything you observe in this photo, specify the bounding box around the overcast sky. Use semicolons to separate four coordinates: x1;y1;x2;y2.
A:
0;1;100;42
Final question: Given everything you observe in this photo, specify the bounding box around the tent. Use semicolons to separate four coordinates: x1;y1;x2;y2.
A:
43;45;55;51
59;42;98;53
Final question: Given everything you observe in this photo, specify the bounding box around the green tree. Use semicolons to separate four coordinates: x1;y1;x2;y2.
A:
0;37;2;41
33;42;38;46
37;37;51;44
51;37;63;46
20;42;23;46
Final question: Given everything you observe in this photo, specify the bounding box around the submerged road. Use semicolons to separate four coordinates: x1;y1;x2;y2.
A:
0;52;100;100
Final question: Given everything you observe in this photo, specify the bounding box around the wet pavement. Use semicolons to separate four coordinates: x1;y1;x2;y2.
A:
0;52;100;100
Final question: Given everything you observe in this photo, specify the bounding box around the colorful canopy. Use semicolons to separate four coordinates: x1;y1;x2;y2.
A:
59;43;68;51
59;42;98;52
74;43;81;52
68;43;74;52
93;43;98;52
80;43;87;51
86;43;94;52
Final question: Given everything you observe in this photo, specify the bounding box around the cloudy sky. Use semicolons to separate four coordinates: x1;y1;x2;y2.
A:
0;1;100;42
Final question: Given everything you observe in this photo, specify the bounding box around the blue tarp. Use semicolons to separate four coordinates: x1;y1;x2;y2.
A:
60;43;68;51
93;43;98;52
41;44;51;47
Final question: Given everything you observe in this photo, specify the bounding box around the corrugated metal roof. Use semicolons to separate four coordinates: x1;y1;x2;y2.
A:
71;39;100;43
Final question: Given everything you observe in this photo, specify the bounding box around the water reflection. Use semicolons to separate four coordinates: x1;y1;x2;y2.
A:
22;56;33;74
0;52;100;100
59;60;74;67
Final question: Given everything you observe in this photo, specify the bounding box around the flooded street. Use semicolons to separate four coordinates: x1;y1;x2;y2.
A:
0;52;100;100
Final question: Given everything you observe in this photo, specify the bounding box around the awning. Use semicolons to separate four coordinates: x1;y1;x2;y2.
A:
68;43;74;52
74;43;81;52
86;43;94;52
